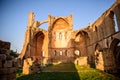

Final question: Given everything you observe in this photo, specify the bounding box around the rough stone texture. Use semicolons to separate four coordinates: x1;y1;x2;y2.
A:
19;0;120;73
0;40;10;50
22;58;33;74
22;58;41;74
4;60;13;68
0;40;17;80
74;57;87;66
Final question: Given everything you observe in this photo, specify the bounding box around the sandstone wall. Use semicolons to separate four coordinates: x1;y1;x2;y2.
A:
85;0;120;72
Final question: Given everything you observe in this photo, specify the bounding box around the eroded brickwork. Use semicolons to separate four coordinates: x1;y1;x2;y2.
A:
0;40;17;80
19;0;120;74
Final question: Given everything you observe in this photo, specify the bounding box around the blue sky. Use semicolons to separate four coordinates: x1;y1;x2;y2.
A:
0;0;115;53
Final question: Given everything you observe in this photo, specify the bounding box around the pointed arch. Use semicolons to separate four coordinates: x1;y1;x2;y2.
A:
32;31;45;60
95;43;102;52
110;38;120;57
110;38;120;71
75;30;89;43
109;11;119;32
52;18;70;30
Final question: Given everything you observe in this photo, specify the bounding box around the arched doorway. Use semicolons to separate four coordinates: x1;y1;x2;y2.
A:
110;38;120;72
33;31;45;61
74;31;89;56
94;44;104;70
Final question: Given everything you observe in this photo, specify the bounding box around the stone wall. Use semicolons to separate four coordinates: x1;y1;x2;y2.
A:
74;57;88;66
22;58;41;75
0;40;10;50
19;0;120;74
86;0;120;72
0;40;17;80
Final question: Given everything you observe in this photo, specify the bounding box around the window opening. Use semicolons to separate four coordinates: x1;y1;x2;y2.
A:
114;14;118;32
60;50;62;56
59;32;62;40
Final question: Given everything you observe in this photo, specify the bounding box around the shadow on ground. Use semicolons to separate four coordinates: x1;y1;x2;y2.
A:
17;63;80;80
17;62;120;80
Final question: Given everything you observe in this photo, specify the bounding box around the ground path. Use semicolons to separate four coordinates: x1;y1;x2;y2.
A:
17;63;120;80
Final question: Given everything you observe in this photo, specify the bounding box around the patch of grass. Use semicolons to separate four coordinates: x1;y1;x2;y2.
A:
17;72;80;80
16;69;22;78
17;63;120;80
43;62;77;72
17;72;119;80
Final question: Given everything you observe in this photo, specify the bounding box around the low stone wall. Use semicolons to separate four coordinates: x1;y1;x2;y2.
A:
0;60;17;80
0;40;10;50
22;58;41;75
0;40;17;80
95;48;116;73
0;67;16;80
74;57;88;66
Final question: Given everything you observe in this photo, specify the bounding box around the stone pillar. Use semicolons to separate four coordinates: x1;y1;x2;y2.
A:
28;12;34;27
22;58;33;74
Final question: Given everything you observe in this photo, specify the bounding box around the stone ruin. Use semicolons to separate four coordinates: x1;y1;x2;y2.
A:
22;57;41;75
0;40;18;80
19;0;120;74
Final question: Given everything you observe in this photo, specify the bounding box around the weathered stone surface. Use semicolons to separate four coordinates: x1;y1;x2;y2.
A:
0;67;16;74
19;0;120;74
0;73;16;80
22;58;41;74
22;58;33;74
0;40;10;50
4;60;13;68
0;40;17;80
95;51;104;71
74;57;88;66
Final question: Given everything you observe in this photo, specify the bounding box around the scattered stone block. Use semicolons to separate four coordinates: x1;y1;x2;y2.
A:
74;57;88;66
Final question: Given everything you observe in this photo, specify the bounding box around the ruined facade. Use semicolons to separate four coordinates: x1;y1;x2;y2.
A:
19;0;120;73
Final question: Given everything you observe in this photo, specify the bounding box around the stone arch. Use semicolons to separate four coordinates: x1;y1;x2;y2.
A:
110;38;120;57
94;43;104;70
52;18;70;30
94;43;103;62
75;30;89;44
109;11;119;32
38;22;48;30
50;18;72;48
32;31;45;61
95;43;102;52
110;38;120;72
74;49;81;56
74;30;89;56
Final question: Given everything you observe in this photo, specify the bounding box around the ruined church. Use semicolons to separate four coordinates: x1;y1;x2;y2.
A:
19;0;120;73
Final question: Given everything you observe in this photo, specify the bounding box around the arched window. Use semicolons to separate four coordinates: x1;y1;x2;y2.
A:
77;50;80;56
54;50;56;56
75;50;80;56
60;50;62;56
59;32;62;40
117;42;120;46
114;14;119;32
93;26;97;32
54;32;56;40
110;11;119;32
42;51;44;57
65;32;68;39
65;50;68;56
